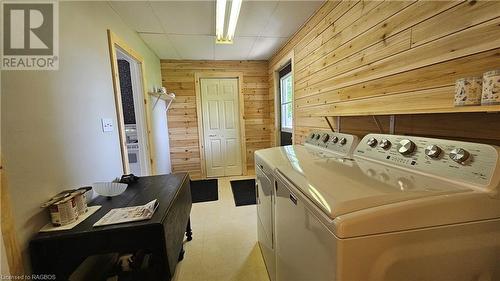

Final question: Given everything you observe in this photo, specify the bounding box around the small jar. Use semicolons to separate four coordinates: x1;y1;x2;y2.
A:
454;77;482;106
71;190;88;216
481;69;500;105
48;195;79;226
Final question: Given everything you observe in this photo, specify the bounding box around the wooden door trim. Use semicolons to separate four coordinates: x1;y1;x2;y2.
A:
107;30;156;175
1;161;24;275
271;50;294;146
194;72;247;178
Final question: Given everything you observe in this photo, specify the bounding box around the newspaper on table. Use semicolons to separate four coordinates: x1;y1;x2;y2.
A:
93;199;159;227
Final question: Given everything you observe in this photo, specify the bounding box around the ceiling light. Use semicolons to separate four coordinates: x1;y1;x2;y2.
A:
226;0;242;42
215;0;242;44
216;0;226;41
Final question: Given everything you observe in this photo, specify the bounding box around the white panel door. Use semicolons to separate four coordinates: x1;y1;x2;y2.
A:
201;78;243;177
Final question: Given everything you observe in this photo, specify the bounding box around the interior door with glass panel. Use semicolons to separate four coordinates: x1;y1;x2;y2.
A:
279;64;293;146
201;78;243;177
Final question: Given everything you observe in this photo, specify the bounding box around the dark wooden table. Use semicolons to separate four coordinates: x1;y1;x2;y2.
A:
30;173;192;281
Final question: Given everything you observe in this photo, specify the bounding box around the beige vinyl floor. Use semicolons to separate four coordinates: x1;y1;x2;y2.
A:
171;176;271;281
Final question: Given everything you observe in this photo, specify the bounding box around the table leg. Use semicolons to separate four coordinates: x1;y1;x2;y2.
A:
186;217;193;241
178;245;185;261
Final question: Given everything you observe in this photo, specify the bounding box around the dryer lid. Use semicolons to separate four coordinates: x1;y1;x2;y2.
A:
276;155;473;221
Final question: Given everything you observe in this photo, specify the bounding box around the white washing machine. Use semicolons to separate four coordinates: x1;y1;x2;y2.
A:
274;132;500;281
255;131;359;281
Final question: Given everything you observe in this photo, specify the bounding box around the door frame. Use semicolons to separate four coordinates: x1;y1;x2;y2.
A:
194;72;247;178
1;159;24;275
107;30;156;175
272;50;294;146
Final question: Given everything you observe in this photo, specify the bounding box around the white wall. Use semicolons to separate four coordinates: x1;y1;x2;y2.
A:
1;2;162;270
150;97;172;175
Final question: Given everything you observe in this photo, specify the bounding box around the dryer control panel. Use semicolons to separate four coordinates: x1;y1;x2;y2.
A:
354;134;500;187
305;131;359;157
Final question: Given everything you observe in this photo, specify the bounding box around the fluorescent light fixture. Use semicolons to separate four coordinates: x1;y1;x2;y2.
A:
216;0;226;41
226;0;242;42
215;0;241;44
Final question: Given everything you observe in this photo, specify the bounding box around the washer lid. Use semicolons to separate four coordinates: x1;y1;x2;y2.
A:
255;145;341;170
276;155;473;221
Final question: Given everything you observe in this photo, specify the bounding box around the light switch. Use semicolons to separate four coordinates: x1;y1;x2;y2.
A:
101;118;113;132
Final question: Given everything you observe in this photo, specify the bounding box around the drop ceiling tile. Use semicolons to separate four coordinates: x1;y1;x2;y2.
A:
248;37;288;60
149;1;215;35
108;0;323;60
109;1;163;33
214;36;256;60
168;35;215;60
262;1;323;37
236;1;278;37
139;33;180;59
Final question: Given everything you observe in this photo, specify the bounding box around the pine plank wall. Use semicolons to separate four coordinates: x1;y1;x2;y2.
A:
163;0;500;179
270;0;500;146
161;61;269;179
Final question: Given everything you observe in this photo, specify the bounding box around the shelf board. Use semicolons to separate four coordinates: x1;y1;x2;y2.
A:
324;104;500;117
148;92;174;101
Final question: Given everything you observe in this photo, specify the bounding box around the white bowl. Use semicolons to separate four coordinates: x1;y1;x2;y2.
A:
92;182;127;197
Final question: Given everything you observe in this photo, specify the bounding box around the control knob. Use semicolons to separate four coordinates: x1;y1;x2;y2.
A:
321;134;330;143
366;169;376;177
366;137;378;147
331;136;339;143
310;133;316;139
339;138;347;145
379;139;391;150
425;145;442;159
398;139;416;155
397;177;413;190
379;173;389;182
315;134;321;140
449;148;470;163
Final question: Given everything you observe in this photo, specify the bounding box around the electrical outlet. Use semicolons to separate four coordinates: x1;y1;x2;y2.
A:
101;118;113;132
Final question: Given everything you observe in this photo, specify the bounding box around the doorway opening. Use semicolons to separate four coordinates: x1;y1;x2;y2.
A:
278;63;293;146
116;49;150;176
197;77;245;178
108;30;154;176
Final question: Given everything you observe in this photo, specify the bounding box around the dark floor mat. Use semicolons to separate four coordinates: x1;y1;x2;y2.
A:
190;179;218;203
230;179;256;207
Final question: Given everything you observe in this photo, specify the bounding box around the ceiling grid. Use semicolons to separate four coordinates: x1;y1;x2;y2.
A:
108;0;323;60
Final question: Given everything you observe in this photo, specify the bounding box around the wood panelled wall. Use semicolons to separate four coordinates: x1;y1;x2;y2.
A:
161;60;269;179
269;0;500;146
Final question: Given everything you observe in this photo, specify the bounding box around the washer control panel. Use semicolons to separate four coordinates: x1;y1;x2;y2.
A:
354;134;500;187
305;131;359;157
